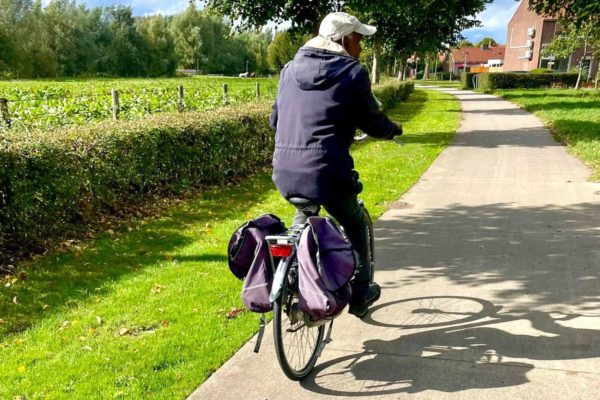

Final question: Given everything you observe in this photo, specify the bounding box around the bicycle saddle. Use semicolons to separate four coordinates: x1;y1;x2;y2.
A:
287;197;320;214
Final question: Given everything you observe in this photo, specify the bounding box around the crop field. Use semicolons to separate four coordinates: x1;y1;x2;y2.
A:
0;76;279;131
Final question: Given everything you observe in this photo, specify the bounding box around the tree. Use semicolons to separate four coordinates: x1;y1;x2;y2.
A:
542;20;600;89
267;30;309;73
137;15;177;76
474;37;497;47
171;3;203;71
528;0;600;28
456;39;474;48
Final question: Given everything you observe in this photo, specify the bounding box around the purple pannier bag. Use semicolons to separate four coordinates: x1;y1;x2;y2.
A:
297;216;356;321
227;214;285;312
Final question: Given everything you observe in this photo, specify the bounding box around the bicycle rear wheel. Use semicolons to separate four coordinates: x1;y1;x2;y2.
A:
273;261;325;380
362;206;375;282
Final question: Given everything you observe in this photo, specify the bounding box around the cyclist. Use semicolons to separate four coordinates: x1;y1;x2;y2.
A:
269;12;403;318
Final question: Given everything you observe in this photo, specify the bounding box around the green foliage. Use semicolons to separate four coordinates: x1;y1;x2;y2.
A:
0;79;412;264
0;2;274;78
0;77;279;131
267;31;310;73
528;0;600;27
529;68;553;74
477;72;579;90
0;88;458;399
474;37;498;47
460;72;478;89
456;39;474;48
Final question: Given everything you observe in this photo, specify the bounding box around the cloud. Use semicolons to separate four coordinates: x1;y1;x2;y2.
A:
462;0;521;44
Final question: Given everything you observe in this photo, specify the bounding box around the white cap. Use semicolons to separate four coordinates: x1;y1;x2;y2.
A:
318;12;377;42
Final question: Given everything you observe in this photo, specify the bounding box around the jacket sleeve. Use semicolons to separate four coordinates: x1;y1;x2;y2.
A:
352;67;402;139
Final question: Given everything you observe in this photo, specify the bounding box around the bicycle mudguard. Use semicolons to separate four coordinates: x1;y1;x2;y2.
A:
269;256;292;303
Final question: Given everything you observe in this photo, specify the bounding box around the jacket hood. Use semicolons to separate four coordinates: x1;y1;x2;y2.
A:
289;37;358;90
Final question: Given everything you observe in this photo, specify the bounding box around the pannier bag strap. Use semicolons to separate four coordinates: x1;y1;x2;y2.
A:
254;313;266;353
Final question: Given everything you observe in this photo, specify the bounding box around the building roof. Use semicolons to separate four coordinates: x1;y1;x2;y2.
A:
451;45;506;65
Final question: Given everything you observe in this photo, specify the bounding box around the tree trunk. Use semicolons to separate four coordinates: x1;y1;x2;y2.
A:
371;42;381;84
575;38;589;90
423;60;430;80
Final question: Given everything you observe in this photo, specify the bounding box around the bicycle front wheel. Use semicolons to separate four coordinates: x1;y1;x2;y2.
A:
273;262;325;380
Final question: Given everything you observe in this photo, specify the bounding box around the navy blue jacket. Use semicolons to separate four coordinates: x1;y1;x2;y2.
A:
270;46;401;204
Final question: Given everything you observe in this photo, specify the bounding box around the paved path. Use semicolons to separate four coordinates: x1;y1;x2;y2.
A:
189;88;600;399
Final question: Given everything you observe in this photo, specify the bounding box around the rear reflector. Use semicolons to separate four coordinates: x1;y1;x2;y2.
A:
269;244;293;257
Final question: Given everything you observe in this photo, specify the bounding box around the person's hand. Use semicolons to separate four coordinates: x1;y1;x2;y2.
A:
394;123;403;137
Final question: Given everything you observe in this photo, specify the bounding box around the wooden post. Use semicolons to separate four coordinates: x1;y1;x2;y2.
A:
177;85;184;112
222;83;228;105
111;89;120;120
0;98;10;128
255;82;260;99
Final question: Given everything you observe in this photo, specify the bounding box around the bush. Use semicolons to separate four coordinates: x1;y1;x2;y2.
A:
0;80;413;262
430;72;454;81
460;72;478;89
530;68;552;74
478;72;579;90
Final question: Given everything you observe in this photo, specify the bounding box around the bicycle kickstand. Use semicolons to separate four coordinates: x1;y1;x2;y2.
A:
317;320;334;357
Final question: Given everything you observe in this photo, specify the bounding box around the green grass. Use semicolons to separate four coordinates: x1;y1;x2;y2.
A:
497;89;600;180
416;79;462;89
0;89;460;399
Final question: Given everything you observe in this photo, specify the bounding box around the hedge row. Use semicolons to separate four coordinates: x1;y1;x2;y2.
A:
0;80;414;263
460;72;579;90
477;72;579;90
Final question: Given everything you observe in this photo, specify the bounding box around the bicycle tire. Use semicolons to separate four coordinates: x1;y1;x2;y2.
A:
273;259;325;381
361;206;375;283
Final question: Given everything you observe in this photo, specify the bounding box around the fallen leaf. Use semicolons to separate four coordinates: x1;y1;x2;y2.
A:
160;320;169;327
118;328;130;336
96;316;103;325
151;284;163;294
42;304;50;310
14;338;23;344
12;296;18;304
226;307;245;319
82;346;93;351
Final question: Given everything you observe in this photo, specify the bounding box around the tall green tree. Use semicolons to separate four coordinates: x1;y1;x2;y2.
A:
543;20;600;89
137;15;177;76
171;3;203;71
474;37;498;47
267;30;310;73
528;0;600;27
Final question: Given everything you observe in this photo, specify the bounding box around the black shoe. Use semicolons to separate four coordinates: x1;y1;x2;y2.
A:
348;283;381;319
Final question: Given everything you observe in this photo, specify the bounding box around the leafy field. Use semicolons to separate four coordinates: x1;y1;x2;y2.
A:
497;89;600;180
0;89;461;399
0;76;278;131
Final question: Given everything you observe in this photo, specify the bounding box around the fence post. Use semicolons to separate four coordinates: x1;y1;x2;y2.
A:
0;98;10;128
111;89;120;120
222;83;228;105
177;85;184;112
255;82;260;99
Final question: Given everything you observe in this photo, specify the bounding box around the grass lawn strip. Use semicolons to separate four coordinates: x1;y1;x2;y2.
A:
0;89;460;399
497;89;600;180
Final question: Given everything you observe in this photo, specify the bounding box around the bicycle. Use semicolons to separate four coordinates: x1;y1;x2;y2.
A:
265;197;375;380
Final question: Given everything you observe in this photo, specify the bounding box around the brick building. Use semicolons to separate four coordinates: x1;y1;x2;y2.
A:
504;0;597;77
441;44;505;73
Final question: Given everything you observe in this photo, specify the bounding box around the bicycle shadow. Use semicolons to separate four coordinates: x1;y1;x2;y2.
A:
300;297;600;396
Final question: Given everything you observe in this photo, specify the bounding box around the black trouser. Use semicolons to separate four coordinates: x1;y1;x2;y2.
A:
293;194;371;295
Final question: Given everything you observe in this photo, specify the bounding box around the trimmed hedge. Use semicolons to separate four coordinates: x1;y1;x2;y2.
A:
478;72;579;90
460;72;478;89
0;80;413;262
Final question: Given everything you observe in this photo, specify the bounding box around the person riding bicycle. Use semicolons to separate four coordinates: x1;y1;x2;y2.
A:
269;12;403;318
